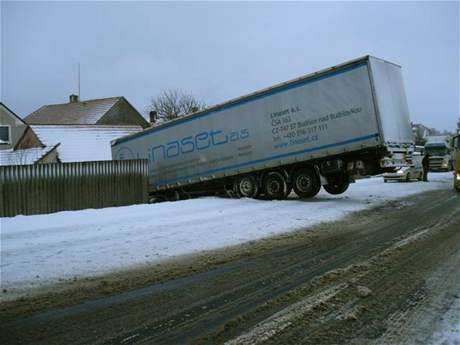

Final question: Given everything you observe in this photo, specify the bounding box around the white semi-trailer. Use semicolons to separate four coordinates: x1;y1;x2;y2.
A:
112;56;413;200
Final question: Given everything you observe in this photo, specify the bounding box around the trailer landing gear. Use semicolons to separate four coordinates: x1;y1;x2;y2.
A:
323;174;350;195
323;181;349;194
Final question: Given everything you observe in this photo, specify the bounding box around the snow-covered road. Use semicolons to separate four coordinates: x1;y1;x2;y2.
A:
0;172;453;294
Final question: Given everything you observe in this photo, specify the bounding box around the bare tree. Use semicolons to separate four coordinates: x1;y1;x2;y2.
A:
149;89;206;124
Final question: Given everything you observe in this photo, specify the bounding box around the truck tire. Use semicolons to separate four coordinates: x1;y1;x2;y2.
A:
292;168;321;198
165;190;181;201
263;171;288;200
323;181;349;195
234;174;259;198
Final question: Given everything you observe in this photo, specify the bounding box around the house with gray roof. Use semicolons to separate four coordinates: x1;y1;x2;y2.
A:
1;95;147;165
25;95;149;128
0;102;43;151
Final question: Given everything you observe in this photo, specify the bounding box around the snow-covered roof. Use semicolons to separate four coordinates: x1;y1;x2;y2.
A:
25;97;122;125
0;146;56;166
31;125;143;162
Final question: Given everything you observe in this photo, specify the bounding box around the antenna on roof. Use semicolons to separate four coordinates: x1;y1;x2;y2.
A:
78;62;81;100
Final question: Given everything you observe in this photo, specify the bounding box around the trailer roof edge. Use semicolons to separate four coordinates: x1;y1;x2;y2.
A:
113;55;397;146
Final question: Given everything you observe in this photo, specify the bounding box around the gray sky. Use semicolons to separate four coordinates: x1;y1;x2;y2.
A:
1;1;459;131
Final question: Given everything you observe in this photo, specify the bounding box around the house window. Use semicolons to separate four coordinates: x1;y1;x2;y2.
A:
0;125;11;144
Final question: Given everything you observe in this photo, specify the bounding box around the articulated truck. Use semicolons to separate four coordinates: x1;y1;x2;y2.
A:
112;56;413;200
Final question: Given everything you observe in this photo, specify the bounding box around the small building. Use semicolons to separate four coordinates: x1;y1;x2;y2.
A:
0;145;59;166
0;102;59;166
24;95;149;128
23;95;147;162
1;96;146;165
0;102;43;151
31;125;142;162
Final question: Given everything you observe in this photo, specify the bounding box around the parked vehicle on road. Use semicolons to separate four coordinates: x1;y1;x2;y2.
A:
112;56;414;200
383;153;423;182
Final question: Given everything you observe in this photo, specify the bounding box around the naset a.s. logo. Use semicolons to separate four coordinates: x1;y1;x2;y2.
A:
148;128;250;163
115;147;136;160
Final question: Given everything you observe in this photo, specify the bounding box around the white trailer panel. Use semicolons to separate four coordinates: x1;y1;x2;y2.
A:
368;57;413;145
112;56;411;191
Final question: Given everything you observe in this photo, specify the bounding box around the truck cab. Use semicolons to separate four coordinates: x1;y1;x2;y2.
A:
424;137;453;172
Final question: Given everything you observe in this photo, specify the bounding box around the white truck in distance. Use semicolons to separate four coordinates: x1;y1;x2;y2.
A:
424;135;453;172
112;56;413;200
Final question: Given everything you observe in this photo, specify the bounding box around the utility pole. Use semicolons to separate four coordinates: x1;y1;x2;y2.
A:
78;62;81;100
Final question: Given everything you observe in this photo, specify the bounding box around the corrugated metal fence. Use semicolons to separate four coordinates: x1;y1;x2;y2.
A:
0;160;149;217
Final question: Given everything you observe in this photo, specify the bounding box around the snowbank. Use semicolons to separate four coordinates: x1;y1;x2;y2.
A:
0;172;453;295
429;295;460;345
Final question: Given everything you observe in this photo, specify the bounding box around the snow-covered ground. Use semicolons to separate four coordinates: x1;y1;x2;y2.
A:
429;297;460;345
0;172;453;296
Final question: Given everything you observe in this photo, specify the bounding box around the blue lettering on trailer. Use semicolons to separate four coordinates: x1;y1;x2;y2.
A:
153;132;379;188
144;128;250;163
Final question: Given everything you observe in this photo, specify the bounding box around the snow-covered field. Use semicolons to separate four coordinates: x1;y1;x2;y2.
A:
0;172;453;296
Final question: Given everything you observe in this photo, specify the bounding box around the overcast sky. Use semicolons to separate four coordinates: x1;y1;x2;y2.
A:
1;1;459;130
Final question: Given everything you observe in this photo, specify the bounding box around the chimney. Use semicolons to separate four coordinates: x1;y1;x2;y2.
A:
149;111;158;125
69;94;79;103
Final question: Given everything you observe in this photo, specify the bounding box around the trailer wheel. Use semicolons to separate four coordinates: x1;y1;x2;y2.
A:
234;175;259;198
149;195;166;203
323;180;349;195
165;190;181;201
292;168;321;198
263;171;288;200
